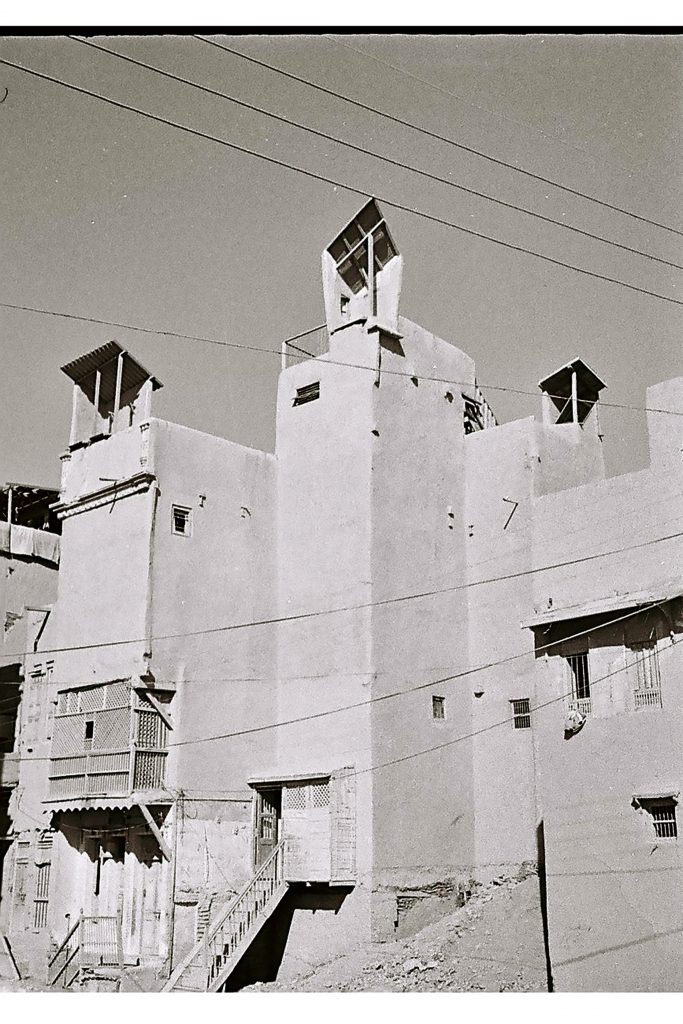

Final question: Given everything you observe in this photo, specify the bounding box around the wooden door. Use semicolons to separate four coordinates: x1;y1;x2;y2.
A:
255;789;281;868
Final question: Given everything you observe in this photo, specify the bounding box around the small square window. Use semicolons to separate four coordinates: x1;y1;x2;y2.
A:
432;695;446;720
511;698;531;730
638;798;678;840
293;382;320;406
172;505;192;536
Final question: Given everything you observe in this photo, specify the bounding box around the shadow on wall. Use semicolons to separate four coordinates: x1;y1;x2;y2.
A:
536;820;554;993
223;884;352;992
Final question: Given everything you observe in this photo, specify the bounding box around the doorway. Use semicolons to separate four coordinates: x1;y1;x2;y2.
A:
254;789;281;868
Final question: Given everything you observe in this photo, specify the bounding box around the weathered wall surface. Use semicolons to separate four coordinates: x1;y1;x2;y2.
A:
534;615;683;991
148;419;278;794
272;324;374;962
464;417;540;875
369;320;477;898
528;387;683;991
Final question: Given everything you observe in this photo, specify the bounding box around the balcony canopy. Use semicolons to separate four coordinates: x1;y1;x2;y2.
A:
61;340;163;406
326;199;399;295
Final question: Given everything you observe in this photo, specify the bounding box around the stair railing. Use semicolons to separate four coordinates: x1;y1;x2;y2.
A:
165;839;285;991
48;914;82;987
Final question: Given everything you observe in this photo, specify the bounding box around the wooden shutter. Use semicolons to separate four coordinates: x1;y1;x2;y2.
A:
330;767;356;886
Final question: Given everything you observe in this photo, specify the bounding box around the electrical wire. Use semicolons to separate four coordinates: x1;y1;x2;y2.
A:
69;36;683;274
1;55;682;310
2;299;682;419
194;35;683;240
16;599;674;761
324;34;680;201
5;527;683;662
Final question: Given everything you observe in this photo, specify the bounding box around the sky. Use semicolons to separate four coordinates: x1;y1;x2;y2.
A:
0;31;681;488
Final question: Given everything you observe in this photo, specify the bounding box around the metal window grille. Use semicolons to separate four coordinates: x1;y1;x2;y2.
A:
310;780;330;808
566;652;591;712
641;800;678;840
286;784;307;811
432;695;446;720
511;698;531;730
172;505;191;536
292;382;320;406
631;641;662;710
33;863;51;929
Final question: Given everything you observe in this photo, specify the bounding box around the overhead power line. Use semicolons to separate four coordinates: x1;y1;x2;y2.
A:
1;55;683;310
69;36;683;274
17;603;675;768
5;527;683;661
3;299;683;419
324;34;677;200
195;35;683;240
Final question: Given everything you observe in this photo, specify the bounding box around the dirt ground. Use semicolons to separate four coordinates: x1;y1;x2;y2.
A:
0;872;549;993
245;872;550;993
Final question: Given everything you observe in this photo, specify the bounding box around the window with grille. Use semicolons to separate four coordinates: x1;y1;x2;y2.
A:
639;798;677;840
84;719;94;750
172;505;192;536
511;698;531;730
565;652;591;711
33;863;51;929
630;641;662;710
293;382;320;406
432;695;446;720
310;780;330;808
285;780;330;810
286;784;308;811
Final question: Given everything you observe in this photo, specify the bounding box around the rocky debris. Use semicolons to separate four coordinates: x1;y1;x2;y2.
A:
244;873;549;994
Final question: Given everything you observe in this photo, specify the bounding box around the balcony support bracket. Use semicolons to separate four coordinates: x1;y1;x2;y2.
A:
136;686;173;730
138;801;172;862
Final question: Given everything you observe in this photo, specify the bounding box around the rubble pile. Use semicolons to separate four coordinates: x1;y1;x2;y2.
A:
247;872;549;993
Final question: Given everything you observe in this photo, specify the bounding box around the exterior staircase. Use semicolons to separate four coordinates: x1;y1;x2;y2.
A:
162;841;287;992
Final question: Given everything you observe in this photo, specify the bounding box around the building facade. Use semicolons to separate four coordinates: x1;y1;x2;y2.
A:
1;200;681;991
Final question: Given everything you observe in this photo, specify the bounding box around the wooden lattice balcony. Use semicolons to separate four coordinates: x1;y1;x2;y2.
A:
47;681;169;801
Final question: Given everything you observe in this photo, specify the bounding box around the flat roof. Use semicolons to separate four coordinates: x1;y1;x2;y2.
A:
521;584;681;629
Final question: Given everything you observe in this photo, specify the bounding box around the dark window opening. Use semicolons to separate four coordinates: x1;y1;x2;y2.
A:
84;719;94;750
172;505;191;536
511;698;531;730
566;652;591;703
639;798;677;840
432;695;446;720
293;382;320;407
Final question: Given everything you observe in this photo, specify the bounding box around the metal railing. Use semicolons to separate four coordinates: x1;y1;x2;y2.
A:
567;697;592;716
164;840;286;992
48;911;123;987
633;688;663;711
282;328;329;370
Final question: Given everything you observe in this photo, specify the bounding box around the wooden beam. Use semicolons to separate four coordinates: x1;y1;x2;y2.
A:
571;368;578;424
112;350;125;430
92;368;101;436
138;802;172;862
136;686;173;730
1;931;22;980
